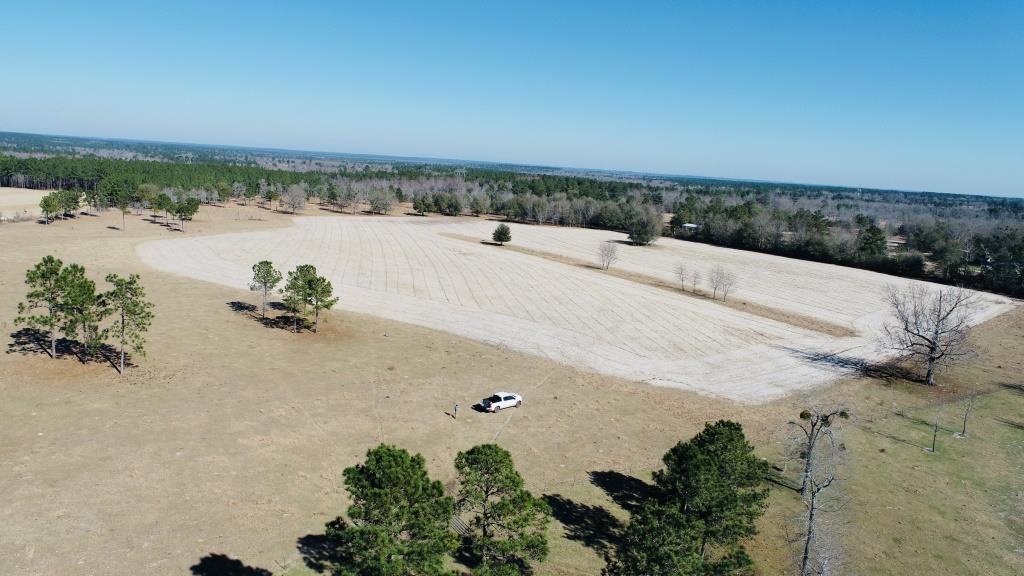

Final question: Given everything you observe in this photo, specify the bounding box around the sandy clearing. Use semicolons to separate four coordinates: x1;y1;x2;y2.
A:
136;216;1014;403
0;186;47;221
426;219;1014;335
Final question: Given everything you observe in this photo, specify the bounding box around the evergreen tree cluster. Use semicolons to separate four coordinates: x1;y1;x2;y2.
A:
323;443;551;576
16;256;154;372
249;261;338;333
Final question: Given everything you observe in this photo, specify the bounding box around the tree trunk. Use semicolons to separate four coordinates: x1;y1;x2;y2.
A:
119;309;126;374
800;433;817;496
49;307;57;358
800;490;818;576
925;358;936;386
261;289;267;319
314;309;319;333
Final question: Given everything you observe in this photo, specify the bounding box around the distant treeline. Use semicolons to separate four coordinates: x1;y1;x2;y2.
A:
666;196;1024;295
422;171;1024;296
4;153;1022;296
0;155;318;192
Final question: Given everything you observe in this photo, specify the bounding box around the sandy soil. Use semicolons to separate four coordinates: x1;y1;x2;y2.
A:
1;203;1020;576
0;186;47;221
136;215;1014;403
430;219;1012;335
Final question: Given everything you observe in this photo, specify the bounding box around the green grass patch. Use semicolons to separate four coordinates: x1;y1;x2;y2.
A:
843;387;1024;575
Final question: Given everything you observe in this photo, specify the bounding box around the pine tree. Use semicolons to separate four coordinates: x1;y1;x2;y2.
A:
455;444;551;573
306;274;339;333
249;261;283;319
325;444;457;576
653;420;768;561
16;256;71;358
492;224;511;245
605;421;766;576
103;274;155;374
281;264;316;332
61;265;106;357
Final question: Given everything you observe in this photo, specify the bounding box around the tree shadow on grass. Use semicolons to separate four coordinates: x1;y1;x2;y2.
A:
6;327;128;369
999;383;1024;396
893;411;959;434
319;205;351;214
296;517;347;573
857;424;929;450
228;301;258;314
225;301;306;332
588;470;657;514
542;494;622;554
995;417;1024;432
776;346;922;383
189;553;271;576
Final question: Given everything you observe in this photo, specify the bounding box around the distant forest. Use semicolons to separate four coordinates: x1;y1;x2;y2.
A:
2;142;1022;297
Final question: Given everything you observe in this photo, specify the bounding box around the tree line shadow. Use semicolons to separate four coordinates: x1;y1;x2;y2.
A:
6;327;131;370
226;300;308;332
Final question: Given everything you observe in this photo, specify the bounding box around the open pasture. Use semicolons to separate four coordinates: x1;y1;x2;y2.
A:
2;204;1021;576
0;186;46;221
137;215;1013;403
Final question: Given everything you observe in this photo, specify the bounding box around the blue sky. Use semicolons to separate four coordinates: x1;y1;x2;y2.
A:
2;1;1021;196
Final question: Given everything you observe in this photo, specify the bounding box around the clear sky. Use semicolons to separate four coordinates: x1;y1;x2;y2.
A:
2;1;1021;196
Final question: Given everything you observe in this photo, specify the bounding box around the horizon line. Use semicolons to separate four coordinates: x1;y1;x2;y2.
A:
1;128;1017;201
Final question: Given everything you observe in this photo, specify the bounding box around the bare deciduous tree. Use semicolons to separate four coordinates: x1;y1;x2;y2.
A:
800;455;841;576
691;270;701;293
787;407;847;576
674;263;687;291
709;264;736;300
598;241;618;270
927;401;946;453
882;284;977;385
956;389;978;438
790;407;849;496
721;270;737;300
282;183;308;214
709;265;724;299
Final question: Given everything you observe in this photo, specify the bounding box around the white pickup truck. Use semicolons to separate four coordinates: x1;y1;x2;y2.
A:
480;392;523;412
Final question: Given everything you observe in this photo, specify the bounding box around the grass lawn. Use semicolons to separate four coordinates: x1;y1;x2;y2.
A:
842;384;1024;575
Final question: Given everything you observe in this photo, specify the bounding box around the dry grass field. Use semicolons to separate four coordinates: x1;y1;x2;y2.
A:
1;202;1021;576
0;186;47;222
